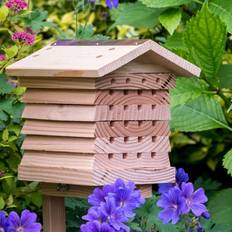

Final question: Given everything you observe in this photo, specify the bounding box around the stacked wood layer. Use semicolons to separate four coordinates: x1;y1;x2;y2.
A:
18;68;175;187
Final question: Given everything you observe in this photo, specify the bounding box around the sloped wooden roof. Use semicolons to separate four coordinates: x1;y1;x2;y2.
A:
6;39;201;77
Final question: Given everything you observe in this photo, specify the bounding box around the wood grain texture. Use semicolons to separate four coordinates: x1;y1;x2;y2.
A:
95;90;170;105
95;121;170;137
95;104;170;121
22;136;96;153
6;40;201;77
22;104;170;121
43;196;66;232
22;136;170;153
94;152;170;169
96;73;176;89
22;104;96;121
23;89;96;105
93;167;176;185
18;76;96;89
95;136;170;153
23;89;169;105
42;183;152;198
22;120;96;138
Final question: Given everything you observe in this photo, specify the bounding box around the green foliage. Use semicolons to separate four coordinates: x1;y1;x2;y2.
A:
111;2;163;28
218;64;232;89
184;4;226;79
209;0;232;33
159;8;182;35
171;95;230;132
223;149;232;176
208;188;232;226
0;5;9;22
171;78;209;107
140;0;192;8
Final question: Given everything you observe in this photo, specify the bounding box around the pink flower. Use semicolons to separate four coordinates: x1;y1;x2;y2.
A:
0;54;6;61
12;31;35;45
6;0;27;12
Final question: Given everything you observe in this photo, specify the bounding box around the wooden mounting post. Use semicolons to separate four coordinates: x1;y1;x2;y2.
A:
43;195;66;232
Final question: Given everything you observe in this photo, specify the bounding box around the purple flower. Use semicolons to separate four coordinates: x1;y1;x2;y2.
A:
5;0;27;12
12;31;35;46
197;223;203;232
106;0;119;9
82;178;144;231
114;179;145;217
202;211;211;219
157;187;188;224
7;210;42;232
0;54;6;61
81;221;116;232
0;211;8;232
181;182;208;217
158;168;189;194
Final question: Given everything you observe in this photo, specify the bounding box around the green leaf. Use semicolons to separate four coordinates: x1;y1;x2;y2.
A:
23;10;54;31
4;45;19;59
0;75;14;95
223;149;232;176
140;0;192;8
209;0;232;33
0;196;5;210
171;78;209;107
112;2;163;28
217;64;232;89
184;4;226;78
0;6;9;23
171;95;230;132
159;8;182;35
208;188;232;225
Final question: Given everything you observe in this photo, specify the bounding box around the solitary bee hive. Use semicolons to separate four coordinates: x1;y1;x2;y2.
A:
6;39;200;232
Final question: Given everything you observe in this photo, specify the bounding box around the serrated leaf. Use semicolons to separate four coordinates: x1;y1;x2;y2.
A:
140;0;191;8
0;6;9;23
159;8;182;35
112;2;163;28
171;78;209;107
209;0;232;33
208;188;232;225
217;64;232;89
223;149;232;176
171;95;230;132
184;4;226;78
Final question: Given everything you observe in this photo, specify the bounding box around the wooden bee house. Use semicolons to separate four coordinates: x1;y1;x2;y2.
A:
6;40;200;232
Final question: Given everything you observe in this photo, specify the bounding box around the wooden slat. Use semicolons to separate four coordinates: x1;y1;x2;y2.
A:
22;120;169;138
22;136;95;153
93;167;176;185
23;104;96;121
19;153;175;186
95;137;170;153
22;120;96;138
96;73;176;89
22;136;170;153
43;196;66;232
94;152;170;169
23;104;170;121
95;121;170;137
23;89;96;105
42;183;152;198
23;89;170;105
95;105;170;121
95;90;170;105
19;76;96;89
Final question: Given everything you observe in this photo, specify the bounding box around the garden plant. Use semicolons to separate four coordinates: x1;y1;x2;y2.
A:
0;0;232;231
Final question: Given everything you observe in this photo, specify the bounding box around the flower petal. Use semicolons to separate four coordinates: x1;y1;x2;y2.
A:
181;182;194;198
192;188;208;203
191;203;208;216
21;210;37;227
159;208;174;224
